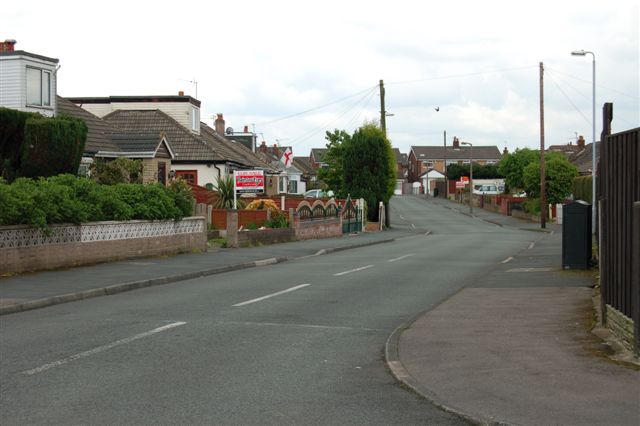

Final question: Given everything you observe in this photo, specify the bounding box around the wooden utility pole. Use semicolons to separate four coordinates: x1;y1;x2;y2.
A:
379;79;391;227
539;62;547;229
379;79;386;135
443;130;448;198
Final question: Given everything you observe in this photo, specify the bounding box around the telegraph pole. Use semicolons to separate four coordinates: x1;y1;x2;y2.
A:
539;62;547;229
443;130;448;198
379;79;391;227
379;79;386;135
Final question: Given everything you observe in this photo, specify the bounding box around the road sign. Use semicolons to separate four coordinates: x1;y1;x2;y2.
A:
456;181;465;189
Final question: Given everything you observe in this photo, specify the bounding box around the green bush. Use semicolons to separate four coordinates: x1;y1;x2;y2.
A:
0;175;195;231
572;176;592;204
0;108;40;181
20;115;87;178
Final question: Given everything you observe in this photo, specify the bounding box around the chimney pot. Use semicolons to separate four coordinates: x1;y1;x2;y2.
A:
214;113;225;135
244;125;248;133
1;39;17;52
453;137;460;149
178;91;184;96
577;135;586;148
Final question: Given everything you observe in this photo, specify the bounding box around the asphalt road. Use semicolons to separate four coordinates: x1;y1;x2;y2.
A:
0;196;539;425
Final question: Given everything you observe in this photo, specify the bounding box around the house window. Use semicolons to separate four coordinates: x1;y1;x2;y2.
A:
26;67;51;107
279;176;287;193
191;106;200;131
288;179;298;193
175;170;198;185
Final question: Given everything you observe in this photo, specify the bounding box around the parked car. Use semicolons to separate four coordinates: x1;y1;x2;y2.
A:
304;189;334;199
472;184;500;195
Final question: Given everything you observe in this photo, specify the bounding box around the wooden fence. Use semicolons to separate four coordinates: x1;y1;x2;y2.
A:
599;115;639;354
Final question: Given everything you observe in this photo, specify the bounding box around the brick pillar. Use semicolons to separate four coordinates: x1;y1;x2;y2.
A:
226;209;238;248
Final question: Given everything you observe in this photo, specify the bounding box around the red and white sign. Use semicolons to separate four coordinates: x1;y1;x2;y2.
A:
456;180;466;189
281;147;293;168
234;170;264;193
461;176;469;184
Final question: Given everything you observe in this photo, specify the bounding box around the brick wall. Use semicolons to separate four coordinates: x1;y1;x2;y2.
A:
295;217;342;240
0;218;206;274
237;228;296;247
605;304;635;352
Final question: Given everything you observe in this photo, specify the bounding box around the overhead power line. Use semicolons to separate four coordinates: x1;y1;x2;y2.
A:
386;65;538;86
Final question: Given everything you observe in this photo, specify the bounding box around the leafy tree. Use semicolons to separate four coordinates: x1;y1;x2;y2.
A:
317;129;351;196
522;152;578;205
90;157;143;185
342;122;395;222
446;163;504;180
497;148;539;192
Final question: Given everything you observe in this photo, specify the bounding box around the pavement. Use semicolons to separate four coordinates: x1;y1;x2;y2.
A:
2;196;638;425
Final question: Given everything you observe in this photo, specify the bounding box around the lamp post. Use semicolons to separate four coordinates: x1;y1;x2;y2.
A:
571;49;596;235
461;141;473;214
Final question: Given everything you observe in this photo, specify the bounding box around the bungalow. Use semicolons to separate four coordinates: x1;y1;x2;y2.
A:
67;95;275;188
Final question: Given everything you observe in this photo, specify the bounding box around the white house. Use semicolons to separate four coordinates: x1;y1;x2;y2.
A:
0;40;59;117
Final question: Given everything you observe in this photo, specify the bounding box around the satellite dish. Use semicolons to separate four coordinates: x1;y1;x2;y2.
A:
225;127;234;135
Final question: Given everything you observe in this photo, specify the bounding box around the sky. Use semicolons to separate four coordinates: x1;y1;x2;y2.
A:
4;0;638;157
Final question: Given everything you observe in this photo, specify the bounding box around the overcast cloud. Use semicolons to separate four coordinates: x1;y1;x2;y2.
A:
4;0;638;156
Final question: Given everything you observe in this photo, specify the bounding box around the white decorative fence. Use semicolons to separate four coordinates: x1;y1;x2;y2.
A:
0;218;204;249
0;217;207;274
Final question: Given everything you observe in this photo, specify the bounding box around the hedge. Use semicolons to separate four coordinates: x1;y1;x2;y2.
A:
0;175;194;232
572;176;593;204
0;108;87;181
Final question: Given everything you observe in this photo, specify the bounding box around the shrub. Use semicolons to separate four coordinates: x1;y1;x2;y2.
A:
265;209;289;228
90;157;143;185
0;175;195;231
20;115;87;178
245;199;279;211
572;176;592;204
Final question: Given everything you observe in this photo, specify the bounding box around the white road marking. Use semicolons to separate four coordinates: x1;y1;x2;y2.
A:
233;284;311;307
528;242;535;249
411;224;416;229
501;256;514;264
388;254;414;263
23;322;187;375
333;265;374;276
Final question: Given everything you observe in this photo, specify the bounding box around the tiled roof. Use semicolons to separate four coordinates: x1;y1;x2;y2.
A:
311;148;328;163
569;142;600;175
110;134;168;157
411;145;502;160
292;157;316;175
56;96;120;155
392;148;408;165
103;109;217;162
200;123;277;171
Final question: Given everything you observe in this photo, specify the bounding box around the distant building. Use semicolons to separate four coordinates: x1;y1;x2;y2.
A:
408;138;502;182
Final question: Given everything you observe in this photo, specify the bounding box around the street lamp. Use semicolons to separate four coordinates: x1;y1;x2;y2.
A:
571;49;596;235
460;141;473;214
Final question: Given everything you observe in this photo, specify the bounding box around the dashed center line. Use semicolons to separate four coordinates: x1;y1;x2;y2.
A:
388;254;414;263
23;321;187;375
333;265;374;276
501;256;514;264
233;284;311;307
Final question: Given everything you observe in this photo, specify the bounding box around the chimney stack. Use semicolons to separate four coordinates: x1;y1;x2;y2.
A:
214;113;225;135
1;39;17;52
178;91;184;96
259;141;268;154
577;135;586;149
244;125;249;133
453;137;460;149
272;144;280;158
